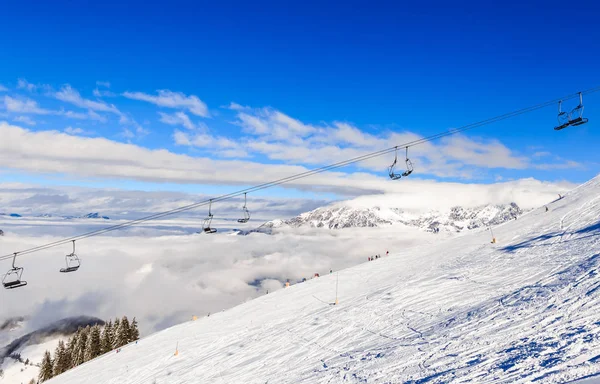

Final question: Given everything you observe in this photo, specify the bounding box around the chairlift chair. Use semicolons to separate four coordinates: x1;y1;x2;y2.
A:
554;100;571;131
202;200;217;234
401;147;414;177
568;92;589;127
2;253;27;289
388;147;403;180
60;240;80;273
237;193;251;224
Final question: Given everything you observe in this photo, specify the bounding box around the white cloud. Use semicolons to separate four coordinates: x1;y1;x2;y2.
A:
236;108;316;141
64;126;95;135
93;89;116;97
159;111;197;130
13;115;36;126
86;109;108;122
96;81;111;88
3;97;106;124
4;96;52;114
226;102;250;111
123;90;209;117
0;84;8;92
55;85;121;115
173;130;247;157
0;123;577;199
17;78;37;91
230;107;582;179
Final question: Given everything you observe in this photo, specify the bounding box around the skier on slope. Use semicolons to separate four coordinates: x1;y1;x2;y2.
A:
545;206;549;212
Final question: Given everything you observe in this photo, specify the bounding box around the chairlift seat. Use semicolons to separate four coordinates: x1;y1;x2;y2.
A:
402;170;413;177
237;218;249;223
60;266;80;273
569;117;588;126
554;122;571;130
203;227;217;234
3;280;27;289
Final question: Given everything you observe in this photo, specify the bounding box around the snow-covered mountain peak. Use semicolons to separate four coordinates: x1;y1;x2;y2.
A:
268;201;523;232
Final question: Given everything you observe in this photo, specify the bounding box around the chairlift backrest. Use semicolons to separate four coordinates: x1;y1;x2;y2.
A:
237;193;251;223
388;148;402;180
557;100;569;125
3;253;27;289
202;200;217;233
401;147;414;177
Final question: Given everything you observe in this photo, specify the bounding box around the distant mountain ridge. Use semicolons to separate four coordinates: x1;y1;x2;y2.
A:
0;316;105;363
264;202;523;233
0;212;110;220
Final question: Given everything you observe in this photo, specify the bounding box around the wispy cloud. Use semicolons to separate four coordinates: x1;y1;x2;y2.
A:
17;78;37;92
230;106;582;178
55;85;121;114
93;81;116;97
3;96;53;114
13;115;36;126
0;84;8;92
159;111;197;130
64;126;94;135
3;95;107;123
123;90;209;117
93;89;117;97
226;102;251;111
173;130;246;157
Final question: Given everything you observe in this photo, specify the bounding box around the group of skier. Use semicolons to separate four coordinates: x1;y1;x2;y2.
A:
368;251;389;261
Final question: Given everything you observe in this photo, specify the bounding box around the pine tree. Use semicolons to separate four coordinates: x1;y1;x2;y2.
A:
72;326;89;367
100;320;113;353
65;333;78;369
111;318;121;348
85;325;102;361
116;316;130;347
52;340;69;376
38;351;53;382
129;317;140;342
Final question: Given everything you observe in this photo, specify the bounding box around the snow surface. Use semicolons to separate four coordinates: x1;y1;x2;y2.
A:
39;176;600;382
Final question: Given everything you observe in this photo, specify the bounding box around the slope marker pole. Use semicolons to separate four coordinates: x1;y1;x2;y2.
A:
335;272;339;305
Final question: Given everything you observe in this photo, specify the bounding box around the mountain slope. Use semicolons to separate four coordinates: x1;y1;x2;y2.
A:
48;176;600;383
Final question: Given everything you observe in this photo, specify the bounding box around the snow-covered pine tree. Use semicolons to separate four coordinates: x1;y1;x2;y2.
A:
72;326;90;367
65;333;78;369
115;316;130;348
52;340;69;376
111;318;121;348
85;325;102;361
38;350;53;382
100;320;113;353
129;317;140;342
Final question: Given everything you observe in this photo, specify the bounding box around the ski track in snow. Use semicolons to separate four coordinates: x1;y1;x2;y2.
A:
45;176;600;383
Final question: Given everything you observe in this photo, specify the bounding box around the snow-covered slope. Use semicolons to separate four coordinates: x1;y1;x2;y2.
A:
48;176;600;383
268;202;523;232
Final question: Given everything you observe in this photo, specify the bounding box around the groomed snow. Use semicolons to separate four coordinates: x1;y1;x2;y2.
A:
47;176;600;383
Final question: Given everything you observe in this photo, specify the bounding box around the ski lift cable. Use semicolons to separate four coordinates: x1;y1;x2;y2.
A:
1;87;599;262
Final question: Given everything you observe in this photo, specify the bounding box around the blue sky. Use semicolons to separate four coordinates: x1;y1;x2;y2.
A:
0;0;599;198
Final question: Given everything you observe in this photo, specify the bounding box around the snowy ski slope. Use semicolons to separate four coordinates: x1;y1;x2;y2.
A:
48;176;600;383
